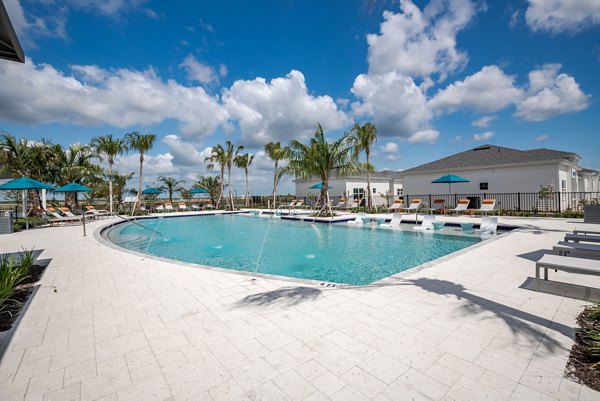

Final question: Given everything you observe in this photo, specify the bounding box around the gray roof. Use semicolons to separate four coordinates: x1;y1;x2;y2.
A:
295;170;402;182
402;144;579;174
580;168;600;174
0;1;25;63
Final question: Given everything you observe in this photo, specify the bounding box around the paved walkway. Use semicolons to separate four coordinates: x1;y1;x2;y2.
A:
1;214;600;400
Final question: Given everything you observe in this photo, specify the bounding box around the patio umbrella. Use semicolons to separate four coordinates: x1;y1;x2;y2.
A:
309;182;332;189
142;187;162;195
431;174;469;194
190;187;208;194
0;177;54;230
52;182;92;236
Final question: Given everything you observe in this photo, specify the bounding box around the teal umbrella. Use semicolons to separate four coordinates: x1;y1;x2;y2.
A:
142;187;162;195
0;177;54;230
52;182;92;193
309;182;332;189
431;174;469;193
191;187;208;194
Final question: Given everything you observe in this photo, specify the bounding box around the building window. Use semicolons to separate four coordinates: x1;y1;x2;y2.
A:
479;182;488;191
397;188;403;196
372;187;377;194
561;180;567;191
353;188;365;200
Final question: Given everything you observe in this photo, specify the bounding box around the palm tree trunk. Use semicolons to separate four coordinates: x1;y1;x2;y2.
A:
217;167;225;209
245;167;250;207
137;154;144;205
108;162;114;214
366;150;372;212
228;164;234;210
272;161;278;209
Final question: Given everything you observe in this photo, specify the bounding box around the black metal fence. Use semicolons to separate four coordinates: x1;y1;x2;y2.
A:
403;192;600;213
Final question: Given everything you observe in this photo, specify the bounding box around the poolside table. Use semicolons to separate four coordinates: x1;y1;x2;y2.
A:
460;222;474;231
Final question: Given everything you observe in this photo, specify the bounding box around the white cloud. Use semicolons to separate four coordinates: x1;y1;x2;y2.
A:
0;59;230;138
473;131;494;141
222;70;350;147
366;0;476;81
525;0;600;33
536;134;548;141
515;64;589;121
4;0;67;43
381;142;399;153
60;0;149;18
179;55;221;85
472;115;497;128
351;72;431;138
407;129;439;144
429;66;523;113
162;135;213;167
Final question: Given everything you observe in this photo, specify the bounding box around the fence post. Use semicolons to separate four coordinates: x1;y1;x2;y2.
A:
557;191;561;212
428;194;432;208
517;192;521;211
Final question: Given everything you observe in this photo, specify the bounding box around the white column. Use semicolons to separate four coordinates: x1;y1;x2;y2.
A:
41;189;47;210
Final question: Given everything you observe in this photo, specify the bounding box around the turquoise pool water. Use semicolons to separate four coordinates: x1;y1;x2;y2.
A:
105;214;483;285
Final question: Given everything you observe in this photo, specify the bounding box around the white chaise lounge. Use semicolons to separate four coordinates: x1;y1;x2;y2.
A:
535;254;600;290
475;216;498;235
380;213;403;228
447;199;470;215
553;241;600;260
565;233;600;244
347;212;367;225
414;215;435;231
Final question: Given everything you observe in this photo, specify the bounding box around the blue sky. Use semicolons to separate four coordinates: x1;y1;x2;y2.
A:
1;0;599;194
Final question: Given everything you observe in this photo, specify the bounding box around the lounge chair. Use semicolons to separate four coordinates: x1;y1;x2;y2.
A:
44;208;82;223
535;254;600;290
475;199;497;215
59;207;80;218
414;215;436;231
332;198;346;210
295;199;308;209
85;205;111;219
380;213;404;228
474;216;498;235
165;203;174;212
178;202;188;211
565;233;600;244
191;204;200;210
347;212;367;225
447;199;470;215
432;199;445;214
553;241;600;260
287;199;297;209
203;203;215;210
402;199;423;213
155;204;165;213
40;213;81;226
573;229;600;235
387;200;404;211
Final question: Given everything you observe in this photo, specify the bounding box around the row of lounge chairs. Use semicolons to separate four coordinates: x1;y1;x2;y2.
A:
387;198;497;215
149;202;214;213
347;213;499;234
38;205;111;225
535;229;600;290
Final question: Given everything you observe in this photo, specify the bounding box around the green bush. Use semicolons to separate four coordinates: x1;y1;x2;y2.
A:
0;249;34;311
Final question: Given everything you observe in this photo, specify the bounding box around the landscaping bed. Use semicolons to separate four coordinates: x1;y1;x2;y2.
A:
0;251;47;332
567;304;600;391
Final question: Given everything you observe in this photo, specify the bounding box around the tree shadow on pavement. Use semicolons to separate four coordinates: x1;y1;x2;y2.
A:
235;286;322;308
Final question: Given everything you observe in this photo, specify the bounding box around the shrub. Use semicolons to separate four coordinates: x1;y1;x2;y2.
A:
0;249;33;312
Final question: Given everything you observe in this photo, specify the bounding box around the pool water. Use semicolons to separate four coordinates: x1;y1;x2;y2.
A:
105;214;483;285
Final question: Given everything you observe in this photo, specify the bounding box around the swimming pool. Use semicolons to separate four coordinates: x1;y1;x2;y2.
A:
105;214;484;285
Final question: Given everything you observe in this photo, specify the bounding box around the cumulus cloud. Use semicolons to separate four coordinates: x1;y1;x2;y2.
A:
407;129;439;144
179;55;223;85
381;142;399;153
536;134;548;141
0;59;230;138
472;115;497;128
4;0;67;43
367;0;476;81
351;72;431;138
222;70;350;147
515;64;589;121
162;135;213;167
473;131;494;141
525;0;600;33
429;66;523;113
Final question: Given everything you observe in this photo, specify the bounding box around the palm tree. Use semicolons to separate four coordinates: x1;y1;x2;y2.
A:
205;145;227;209
196;175;221;207
234;152;254;207
52;144;101;207
350;122;378;211
91;134;128;214
157;176;184;204
125;132;156;207
264;141;290;208
224;141;243;210
282;123;370;217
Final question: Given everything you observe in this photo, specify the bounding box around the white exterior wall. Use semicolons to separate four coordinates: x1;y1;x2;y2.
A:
403;162;561;195
295;177;402;206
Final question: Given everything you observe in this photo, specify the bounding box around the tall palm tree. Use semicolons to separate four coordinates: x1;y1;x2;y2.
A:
224;141;243;210
91;134;128;214
234;152;254;207
205;145;227;209
196;175;221;207
157;176;184;204
283;123;370;217
351;122;378;211
125;132;156;206
52;144;101;207
264;141;290;208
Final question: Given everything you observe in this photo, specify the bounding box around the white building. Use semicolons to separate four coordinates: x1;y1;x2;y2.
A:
401;144;599;211
294;171;403;206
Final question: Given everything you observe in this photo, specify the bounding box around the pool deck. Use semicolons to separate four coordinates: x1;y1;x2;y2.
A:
1;212;600;400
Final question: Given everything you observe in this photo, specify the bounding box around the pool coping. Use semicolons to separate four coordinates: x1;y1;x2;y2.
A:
94;213;519;290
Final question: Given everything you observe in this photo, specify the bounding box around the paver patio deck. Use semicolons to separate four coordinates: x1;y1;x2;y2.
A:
1;213;600;400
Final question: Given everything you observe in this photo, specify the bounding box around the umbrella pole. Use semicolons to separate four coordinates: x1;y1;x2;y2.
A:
82;214;86;237
23;190;29;230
